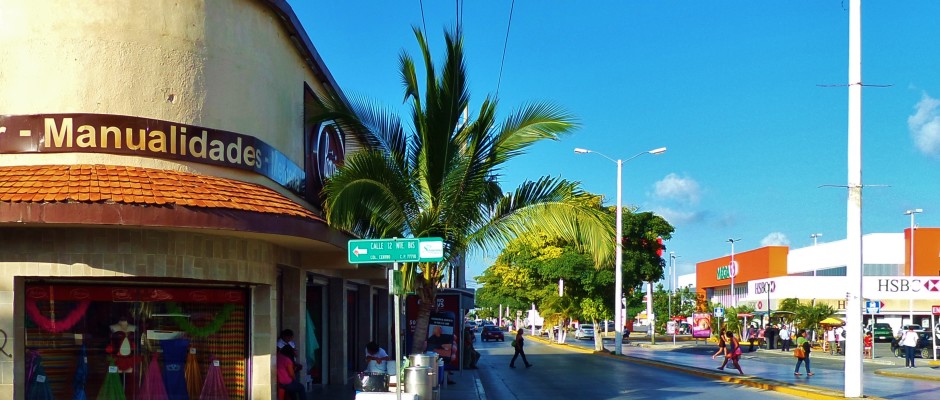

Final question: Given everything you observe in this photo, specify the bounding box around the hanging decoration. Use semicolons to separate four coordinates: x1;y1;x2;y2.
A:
165;303;235;338
26;299;91;334
199;356;229;400
139;353;169;400
72;344;89;400
185;345;202;400
95;360;126;400
26;349;54;400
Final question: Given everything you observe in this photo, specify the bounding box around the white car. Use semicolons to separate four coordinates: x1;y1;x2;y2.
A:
575;324;594;340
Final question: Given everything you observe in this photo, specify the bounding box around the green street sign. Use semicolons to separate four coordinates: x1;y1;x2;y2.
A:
347;237;444;264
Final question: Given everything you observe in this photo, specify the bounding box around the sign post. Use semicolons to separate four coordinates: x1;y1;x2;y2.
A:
932;305;940;360
348;237;444;400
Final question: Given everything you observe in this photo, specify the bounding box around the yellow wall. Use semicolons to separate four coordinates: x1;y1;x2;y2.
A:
0;0;328;190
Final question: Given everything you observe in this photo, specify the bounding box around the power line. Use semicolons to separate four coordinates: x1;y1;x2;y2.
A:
495;0;516;98
418;0;428;34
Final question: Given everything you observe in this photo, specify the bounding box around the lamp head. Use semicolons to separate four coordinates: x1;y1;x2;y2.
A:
905;208;924;215
574;148;591;154
648;147;667;155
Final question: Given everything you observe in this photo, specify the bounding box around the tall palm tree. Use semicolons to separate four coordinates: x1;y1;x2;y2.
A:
310;27;614;352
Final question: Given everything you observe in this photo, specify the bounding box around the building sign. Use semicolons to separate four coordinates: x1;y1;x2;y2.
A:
743;276;940;302
753;280;775;295
0;113;308;196
716;261;738;280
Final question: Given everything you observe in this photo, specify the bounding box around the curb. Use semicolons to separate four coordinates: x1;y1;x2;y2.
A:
529;336;884;400
874;368;940;382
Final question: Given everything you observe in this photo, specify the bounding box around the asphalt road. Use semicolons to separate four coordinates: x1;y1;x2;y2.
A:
473;337;802;400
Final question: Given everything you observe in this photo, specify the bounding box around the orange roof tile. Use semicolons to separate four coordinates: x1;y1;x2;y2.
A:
0;165;321;221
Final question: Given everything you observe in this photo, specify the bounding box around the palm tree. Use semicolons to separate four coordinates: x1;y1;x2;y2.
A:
310;27;614;353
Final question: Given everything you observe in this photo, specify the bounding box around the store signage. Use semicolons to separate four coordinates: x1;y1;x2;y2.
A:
347;237;444;264
0;113;307;196
716;261;738;280
754;280;776;294
876;278;940;293
932;305;940;316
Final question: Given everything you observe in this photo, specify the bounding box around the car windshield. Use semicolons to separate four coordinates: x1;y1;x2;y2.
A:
483;326;498;332
582;325;593;330
874;324;891;329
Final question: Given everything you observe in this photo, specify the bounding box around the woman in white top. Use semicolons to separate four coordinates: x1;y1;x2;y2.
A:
899;326;920;368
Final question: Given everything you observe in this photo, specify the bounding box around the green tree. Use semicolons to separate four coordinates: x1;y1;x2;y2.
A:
795;302;836;332
312;28;614;353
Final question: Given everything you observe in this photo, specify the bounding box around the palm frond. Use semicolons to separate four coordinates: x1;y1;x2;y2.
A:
467;177;614;266
491;102;578;166
322;150;417;237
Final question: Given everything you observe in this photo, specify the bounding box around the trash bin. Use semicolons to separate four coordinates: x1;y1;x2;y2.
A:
408;353;439;387
403;366;433;400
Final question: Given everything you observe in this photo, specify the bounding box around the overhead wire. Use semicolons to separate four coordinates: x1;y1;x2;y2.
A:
418;0;428;34
495;0;516;99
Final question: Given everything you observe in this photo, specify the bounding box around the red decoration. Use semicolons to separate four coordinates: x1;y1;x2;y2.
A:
25;299;91;333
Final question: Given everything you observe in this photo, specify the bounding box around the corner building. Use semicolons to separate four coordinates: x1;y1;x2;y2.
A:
0;1;389;399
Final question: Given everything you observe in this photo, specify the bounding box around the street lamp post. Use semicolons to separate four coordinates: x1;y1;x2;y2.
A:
727;238;741;307
810;233;823;246
905;208;923;324
575;146;666;355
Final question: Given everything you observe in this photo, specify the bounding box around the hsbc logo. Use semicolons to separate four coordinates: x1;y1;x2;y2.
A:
926;279;940;292
877;279;940;292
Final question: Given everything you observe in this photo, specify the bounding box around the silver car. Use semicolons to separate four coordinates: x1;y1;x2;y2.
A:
575;324;595;340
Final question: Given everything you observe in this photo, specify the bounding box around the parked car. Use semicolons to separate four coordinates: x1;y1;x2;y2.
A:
575;324;595;340
899;324;925;334
891;331;933;359
870;323;893;342
480;325;505;342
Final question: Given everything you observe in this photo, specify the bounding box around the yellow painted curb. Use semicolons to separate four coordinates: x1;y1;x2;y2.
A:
873;368;940;382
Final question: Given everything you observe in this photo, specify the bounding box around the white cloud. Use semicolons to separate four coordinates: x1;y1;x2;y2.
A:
761;232;790;247
652;206;703;225
908;93;940;155
653;173;701;205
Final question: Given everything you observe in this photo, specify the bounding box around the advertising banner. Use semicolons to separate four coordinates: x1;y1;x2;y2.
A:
692;313;712;339
406;294;462;369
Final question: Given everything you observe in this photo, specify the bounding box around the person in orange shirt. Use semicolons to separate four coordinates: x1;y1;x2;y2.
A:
277;345;304;400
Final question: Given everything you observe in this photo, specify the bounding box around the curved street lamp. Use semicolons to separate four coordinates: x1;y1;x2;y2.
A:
574;146;666;354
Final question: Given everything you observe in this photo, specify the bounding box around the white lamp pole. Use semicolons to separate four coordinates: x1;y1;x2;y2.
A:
905;208;923;324
727;238;741;307
575;146;666;355
845;1;864;396
811;233;823;246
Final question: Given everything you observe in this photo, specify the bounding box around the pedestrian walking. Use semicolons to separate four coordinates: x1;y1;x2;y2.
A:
724;331;744;374
711;331;728;369
509;329;532;368
826;326;837;355
779;325;791;352
794;329;814;376
899;325;919;368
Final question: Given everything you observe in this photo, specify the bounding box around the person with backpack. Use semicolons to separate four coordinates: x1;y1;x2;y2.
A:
794;329;814;376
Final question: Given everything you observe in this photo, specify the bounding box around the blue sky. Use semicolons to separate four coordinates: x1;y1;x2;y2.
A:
292;1;940;285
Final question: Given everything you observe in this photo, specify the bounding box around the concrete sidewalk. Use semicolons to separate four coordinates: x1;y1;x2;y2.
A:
313;366;485;400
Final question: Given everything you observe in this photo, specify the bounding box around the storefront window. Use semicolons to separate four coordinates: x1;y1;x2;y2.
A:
24;283;248;400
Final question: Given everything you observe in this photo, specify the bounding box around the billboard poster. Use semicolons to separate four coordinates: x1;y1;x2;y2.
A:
406;294;462;369
692;313;712;339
